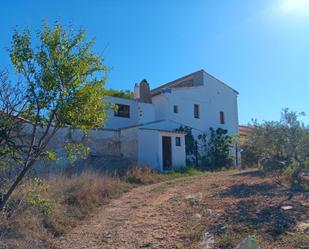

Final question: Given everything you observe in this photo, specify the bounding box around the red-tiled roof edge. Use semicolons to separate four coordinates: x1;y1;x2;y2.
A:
239;125;252;136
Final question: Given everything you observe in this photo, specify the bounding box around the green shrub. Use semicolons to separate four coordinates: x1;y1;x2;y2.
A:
199;128;235;171
27;192;53;215
215;235;236;249
241;109;309;189
105;89;134;99
283;164;294;176
166;165;204;178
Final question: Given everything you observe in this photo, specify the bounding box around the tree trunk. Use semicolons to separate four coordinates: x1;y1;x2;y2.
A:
0;125;58;212
0;160;35;212
291;159;303;191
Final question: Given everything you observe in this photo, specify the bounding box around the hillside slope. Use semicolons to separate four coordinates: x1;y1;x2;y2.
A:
55;170;308;249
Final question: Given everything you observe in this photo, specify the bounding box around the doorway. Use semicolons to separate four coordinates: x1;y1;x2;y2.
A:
162;136;172;170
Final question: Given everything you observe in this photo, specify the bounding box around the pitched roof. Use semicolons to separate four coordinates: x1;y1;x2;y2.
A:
150;69;239;96
151;70;203;96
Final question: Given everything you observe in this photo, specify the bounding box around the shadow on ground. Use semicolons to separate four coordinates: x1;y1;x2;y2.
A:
219;182;281;198
216;182;308;238
232;170;265;178
224;199;307;237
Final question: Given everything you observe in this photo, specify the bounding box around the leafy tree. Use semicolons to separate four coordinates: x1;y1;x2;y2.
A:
199;128;234;170
176;126;200;166
0;70;27;188
0;21;108;211
176;126;235;169
105;89;134;99
241;109;309;190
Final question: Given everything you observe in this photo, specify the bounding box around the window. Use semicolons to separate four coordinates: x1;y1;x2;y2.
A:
175;137;181;146
220;111;225;124
114;104;130;118
173;105;179;113
194;104;200;119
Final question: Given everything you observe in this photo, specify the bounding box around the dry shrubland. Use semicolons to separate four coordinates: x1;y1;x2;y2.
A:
0;171;134;249
122;165;164;184
0;165;202;249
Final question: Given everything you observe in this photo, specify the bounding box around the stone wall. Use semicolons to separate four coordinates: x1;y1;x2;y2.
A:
30;127;129;175
119;127;139;161
1;123;140;178
46;128;120;161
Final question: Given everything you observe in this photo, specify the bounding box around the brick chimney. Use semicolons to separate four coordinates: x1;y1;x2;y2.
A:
139;79;152;103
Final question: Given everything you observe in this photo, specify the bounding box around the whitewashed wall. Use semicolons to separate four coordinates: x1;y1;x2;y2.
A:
104;96;157;129
137;102;156;124
158;131;186;170
104;96;138;129
137;129;161;170
152;72;239;136
138;129;186;171
152;94;168;121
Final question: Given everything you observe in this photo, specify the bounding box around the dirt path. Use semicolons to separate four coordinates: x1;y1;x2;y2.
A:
54;170;309;249
55;172;232;249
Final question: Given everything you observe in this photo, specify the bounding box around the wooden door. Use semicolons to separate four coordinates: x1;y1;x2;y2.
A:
162;136;172;170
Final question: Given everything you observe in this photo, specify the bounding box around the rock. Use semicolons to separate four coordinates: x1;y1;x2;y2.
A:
205;208;213;215
281;205;293;210
235;236;260;249
153;234;164;240
185;192;203;205
200;232;214;249
192;213;202;220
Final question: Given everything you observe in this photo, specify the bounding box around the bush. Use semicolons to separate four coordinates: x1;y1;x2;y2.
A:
0;172;131;249
215;235;236;249
166;165;204;179
241;109;309;189
123;165;164;184
105;89;134;99
0;165;205;248
199;128;235;171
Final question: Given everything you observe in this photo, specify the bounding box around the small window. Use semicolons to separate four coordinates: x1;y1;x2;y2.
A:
220;111;225;124
114;104;130;118
176;137;181;146
173;105;179;113
194;104;200;119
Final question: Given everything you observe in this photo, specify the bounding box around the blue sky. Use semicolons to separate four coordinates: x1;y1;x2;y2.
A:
0;0;308;125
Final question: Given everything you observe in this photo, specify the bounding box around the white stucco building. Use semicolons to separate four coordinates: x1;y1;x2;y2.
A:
104;70;239;171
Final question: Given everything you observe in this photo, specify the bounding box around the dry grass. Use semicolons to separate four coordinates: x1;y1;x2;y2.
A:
0;165;204;249
46;172;132;236
0;207;51;249
123;165;164;185
0;172;132;249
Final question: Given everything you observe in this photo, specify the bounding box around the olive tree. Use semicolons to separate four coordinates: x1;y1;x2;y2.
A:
0;22;108;211
242;109;309;190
